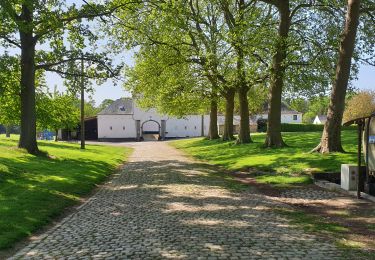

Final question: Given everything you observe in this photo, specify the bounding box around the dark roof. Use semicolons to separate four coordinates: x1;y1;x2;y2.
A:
98;98;133;115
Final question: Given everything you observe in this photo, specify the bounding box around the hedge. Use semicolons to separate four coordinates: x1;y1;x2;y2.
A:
257;123;357;132
281;123;357;132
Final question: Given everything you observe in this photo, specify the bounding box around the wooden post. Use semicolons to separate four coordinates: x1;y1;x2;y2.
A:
357;120;363;199
201;115;204;137
80;57;85;149
5;125;11;138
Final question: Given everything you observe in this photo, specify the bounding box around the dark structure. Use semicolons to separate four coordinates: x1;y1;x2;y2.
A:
0;125;5;134
77;117;98;141
59;117;98;141
344;112;375;198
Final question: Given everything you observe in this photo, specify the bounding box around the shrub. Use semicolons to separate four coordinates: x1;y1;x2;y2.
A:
281;123;356;132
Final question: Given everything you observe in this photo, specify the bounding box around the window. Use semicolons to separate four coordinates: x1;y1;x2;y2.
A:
185;126;187;130
123;126;125;131
293;115;298;121
119;106;125;111
194;126;197;130
110;126;113;130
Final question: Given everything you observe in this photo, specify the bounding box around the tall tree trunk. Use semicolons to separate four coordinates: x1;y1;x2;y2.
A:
55;129;58;142
18;4;38;154
313;0;361;153
5;125;11;138
80;58;86;149
264;2;290;148
222;88;235;141
236;45;251;144
208;99;219;140
238;86;252;144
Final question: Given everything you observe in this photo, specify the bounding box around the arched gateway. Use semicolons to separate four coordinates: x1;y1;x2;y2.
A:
141;120;163;141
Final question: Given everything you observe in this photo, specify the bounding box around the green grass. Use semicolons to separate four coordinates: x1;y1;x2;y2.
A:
171;131;357;185
0;136;132;249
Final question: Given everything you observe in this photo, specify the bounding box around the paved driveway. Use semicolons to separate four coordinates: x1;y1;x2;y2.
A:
11;142;342;259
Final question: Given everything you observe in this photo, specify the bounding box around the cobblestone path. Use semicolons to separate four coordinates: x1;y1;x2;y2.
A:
11;142;343;259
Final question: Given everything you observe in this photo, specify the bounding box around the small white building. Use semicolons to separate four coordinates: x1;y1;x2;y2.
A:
255;109;303;124
97;98;210;141
313;115;327;125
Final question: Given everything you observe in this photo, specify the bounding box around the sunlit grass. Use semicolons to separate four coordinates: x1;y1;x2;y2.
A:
171;131;357;186
0;135;132;249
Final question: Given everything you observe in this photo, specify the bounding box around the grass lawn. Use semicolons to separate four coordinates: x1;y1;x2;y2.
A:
0;136;132;250
171;130;357;186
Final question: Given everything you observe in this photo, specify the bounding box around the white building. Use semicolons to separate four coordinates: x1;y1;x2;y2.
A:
255;110;303;123
97;98;210;141
313;115;327;124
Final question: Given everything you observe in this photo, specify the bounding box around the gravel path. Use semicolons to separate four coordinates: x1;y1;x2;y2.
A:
11;142;342;259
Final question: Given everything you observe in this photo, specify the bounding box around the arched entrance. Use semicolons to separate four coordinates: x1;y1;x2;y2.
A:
141;120;161;141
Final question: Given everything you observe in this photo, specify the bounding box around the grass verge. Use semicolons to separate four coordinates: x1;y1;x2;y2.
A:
0;136;132;249
171;131;357;186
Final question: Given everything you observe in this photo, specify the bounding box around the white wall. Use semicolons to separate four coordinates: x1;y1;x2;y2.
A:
166;115;208;138
256;113;302;123
98;115;136;139
98;101;210;139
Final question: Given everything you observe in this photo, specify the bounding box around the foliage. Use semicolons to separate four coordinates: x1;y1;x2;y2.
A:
47;92;80;132
0;54;56;129
171;130;358;174
0;0;123;153
97;99;114;113
0;136;131;249
281;123;356;132
287;98;309;114
302;96;330;123
343;90;375;122
0;55;20;126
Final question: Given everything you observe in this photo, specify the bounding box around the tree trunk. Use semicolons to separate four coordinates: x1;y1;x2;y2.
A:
55;129;58;142
80;58;85;149
18;4;38;154
314;0;361;153
236;42;251;144
238;86;252;144
208;99;219;140
264;2;290;148
222;88;235;141
5;125;11;138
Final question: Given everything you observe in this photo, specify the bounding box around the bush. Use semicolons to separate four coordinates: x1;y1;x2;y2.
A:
256;120;357;133
281;123;356;132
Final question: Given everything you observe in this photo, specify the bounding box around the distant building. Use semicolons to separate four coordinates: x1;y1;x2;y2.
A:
313;115;327;125
217;116;240;135
255;103;303;124
97;98;209;141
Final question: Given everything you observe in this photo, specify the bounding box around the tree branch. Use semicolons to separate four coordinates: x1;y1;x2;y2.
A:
0;34;21;48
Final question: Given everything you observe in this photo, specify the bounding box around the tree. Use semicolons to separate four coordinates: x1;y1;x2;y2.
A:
343;90;375;122
313;0;362;153
0;1;122;154
0;55;21;137
97;99;114;112
112;0;233;140
50;92;80;141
